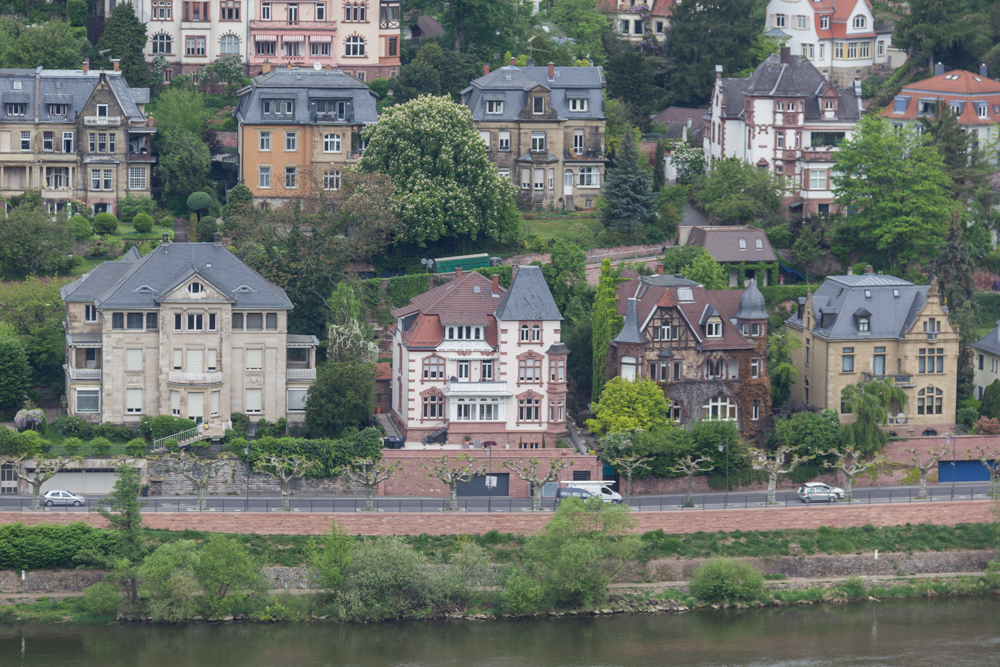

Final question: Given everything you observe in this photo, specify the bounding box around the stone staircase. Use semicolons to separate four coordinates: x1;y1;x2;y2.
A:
152;422;230;452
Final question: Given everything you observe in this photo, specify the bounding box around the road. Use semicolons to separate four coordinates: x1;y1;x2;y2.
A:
0;482;991;514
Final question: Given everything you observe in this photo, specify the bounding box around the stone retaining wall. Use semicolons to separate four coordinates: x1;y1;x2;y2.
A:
0;569;108;594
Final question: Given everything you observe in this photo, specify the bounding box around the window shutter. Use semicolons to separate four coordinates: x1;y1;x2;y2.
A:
126;388;142;410
211;390;220;416
246;388;262;412
208;349;217;370
188;349;203;373
173;349;183;370
126;349;143;372
246;349;263;370
171;390;180;413
288;389;307;411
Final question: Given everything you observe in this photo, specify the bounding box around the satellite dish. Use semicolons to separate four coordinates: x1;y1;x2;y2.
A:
526;58;536;67
313;62;322;70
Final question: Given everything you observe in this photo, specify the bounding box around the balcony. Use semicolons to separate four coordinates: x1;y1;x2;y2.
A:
442;380;512;397
379;19;399;28
313;111;354;123
84;116;121;126
66;367;102;381
862;372;914;388
168;371;223;385
250;20;338;29
128;152;156;163
287;368;317;381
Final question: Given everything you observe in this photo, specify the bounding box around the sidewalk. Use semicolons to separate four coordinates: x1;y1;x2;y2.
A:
608;571;988;592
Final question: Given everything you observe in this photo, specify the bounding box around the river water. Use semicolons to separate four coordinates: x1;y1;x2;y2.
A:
2;598;1000;666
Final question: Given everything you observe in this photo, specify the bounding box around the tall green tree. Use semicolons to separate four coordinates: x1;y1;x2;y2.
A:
305;361;375;438
980;379;1000;420
436;0;528;60
840;379;908;456
696;159;783;225
0;277;70;388
591;259;623;400
894;0;986;69
832;116;954;269
0;325;30;420
601;127;658;239
680;250;727;290
0;204;76;278
95;3;148;87
665;0;760;107
791;225;824;284
394;42;481;103
150;87;212;137
543;238;588;315
357;95;519;247
0;21;89;69
605;50;668;125
585;377;670;437
768;329;801;406
154;128;211;198
547;0;610;63
937;216;978;400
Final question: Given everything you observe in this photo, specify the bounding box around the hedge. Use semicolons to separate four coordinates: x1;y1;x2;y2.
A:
0;522;122;570
235;427;384;478
472;265;514;289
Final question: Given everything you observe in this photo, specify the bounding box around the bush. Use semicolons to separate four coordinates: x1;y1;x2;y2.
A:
125;438;146;457
81;580;122;615
138;540;201;622
150;415;195;440
164;439;180;453
116;195;157;223
187;191;213;213
195;535;267;617
90;235;124;258
340;536;430;622
97;422;137;443
52;415;93;439
500;568;545;616
958;406;980;431
0;522;122;570
89;437;112;457
688;558;765;603
132;213;154;234
70;215;93;240
62;438;82;456
766;224;793;249
838;575;867;600
67;0;88;26
230;412;251;437
93;213;119;235
197;217;219;242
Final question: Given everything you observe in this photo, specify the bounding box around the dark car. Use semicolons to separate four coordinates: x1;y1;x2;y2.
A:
555;487;593;505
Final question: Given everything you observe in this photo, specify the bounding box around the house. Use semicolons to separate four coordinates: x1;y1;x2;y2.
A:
247;0;401;79
704;47;861;216
762;0;904;87
599;0;676;44
880;64;1000;149
404;12;444;41
971;323;1000;401
651;106;706;143
0;63;154;216
607;274;771;439
60;240;319;426
785;268;959;435
234;67;378;207
389;266;569;446
677;226;779;287
462;60;607;210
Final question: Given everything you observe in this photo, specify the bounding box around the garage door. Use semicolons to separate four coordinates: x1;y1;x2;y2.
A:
40;470;119;495
457;473;509;497
938;460;994;483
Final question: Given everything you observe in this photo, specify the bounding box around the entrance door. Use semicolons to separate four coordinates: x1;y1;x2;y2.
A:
1;464;16;493
188;392;204;422
457;472;509;497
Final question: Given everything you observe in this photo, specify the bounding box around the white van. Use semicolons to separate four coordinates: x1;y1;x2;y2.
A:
558;480;623;504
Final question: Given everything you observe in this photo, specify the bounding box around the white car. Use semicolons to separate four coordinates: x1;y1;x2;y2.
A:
43;490;87;507
799;482;845;501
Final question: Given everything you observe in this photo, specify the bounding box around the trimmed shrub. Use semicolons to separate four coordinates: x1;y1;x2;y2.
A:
97;422;136;443
89;437;112;457
164;439;180;453
0;522;122;570
150;415;197;440
62;438;82;456
52;415;93;439
688;558;765;603
70;215;93;240
116;195;157;223
125;438;147;457
132;213;154;234
93;213;119;235
187;191;213;214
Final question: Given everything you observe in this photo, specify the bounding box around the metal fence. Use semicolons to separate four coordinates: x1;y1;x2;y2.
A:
0;485;992;513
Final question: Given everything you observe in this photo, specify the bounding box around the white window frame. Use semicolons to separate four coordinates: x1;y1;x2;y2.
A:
259;130;271;151
323;133;341;153
126;388;143;414
76;388;100;413
128;167;146;190
568;98;588;112
809;169;827;190
287;388;308;411
259;165;271;188
486;100;504;114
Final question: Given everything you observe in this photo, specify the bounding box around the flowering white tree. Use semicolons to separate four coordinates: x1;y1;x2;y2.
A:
357;95;520;246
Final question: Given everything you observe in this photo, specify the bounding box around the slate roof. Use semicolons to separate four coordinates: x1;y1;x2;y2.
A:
463;65;605;122
235;68;379;125
717;54;860;122
971;324;1000;357
786;274;929;340
0;68;148;124
735;279;768;320
494;266;563;321
60;242;293;310
686;226;778;262
612;298;647;345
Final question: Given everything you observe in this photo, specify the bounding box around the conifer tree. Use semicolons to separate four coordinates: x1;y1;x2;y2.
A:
591;260;623;401
981;380;1000;420
96;3;149;87
938;215;979;400
600;127;658;239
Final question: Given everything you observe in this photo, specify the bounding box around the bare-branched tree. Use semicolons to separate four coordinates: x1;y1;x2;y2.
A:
968;444;1000;496
749;446;812;505
0;455;74;510
338;457;403;510
254;454;321;511
421;454;485;511
611;454;651;503
158;452;235;511
672;455;714;503
904;447;949;499
822;447;887;502
502;457;573;511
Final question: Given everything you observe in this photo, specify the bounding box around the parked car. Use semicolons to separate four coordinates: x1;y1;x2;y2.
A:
799;482;845;500
555;487;593;505
797;484;838;504
42;490;86;507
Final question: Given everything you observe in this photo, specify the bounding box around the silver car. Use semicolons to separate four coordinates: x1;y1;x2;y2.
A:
43;490;86;507
800;481;845;500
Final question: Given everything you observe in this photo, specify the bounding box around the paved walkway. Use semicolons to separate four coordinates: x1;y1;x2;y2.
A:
608;571;987;592
377;414;401;439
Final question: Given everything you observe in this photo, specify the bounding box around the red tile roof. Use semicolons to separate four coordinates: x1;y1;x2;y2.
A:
375;362;392;380
393;272;505;350
810;0;876;39
880;70;1000;126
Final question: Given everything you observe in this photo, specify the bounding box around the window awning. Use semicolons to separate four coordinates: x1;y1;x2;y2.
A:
310;35;332;42
282;34;305;42
254;34;277;41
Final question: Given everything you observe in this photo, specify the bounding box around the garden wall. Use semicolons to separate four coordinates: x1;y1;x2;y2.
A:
147;460;362;497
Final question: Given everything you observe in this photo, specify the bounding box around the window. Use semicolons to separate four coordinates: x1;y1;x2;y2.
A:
518;397;540;421
531;325;541;342
96;104;108;118
633;19;643;34
124;313;142;330
259;166;271;188
256;40;276;56
479;131;491;149
207;349;217;371
835;42;844;59
310;40;330;56
173;313;183;331
774;13;785;27
153;0;173;19
186;36;206;56
422;394;443;418
531;132;545;152
285;167;297;188
577;167;599;187
568;98;588;112
809;169;827;190
220;0;240;19
207;313;217;331
76;389;100;413
266;313;277;331
220;34;240;54
918;348;945;374
287;2;298;21
655;20;664;34
257;131;272;152
979;104;989;119
456;360;470;380
573;130;584;154
486;100;504;114
498;131;510;151
479;401;499;421
550;359;565;382
848;42;857;59
979;354;985;371
126;349;143;372
18;131;30;151
245;348;263;370
706;320;722;338
102;169;112;191
188;281;204;294
852;15;865;29
519;357;542;382
455;400;473;421
323;133;341;153
126;389;143;414
752;402;760;421
820;15;829;30
186;314;204;331
316;2;325;19
6;103;25;117
842;347;854;372
481;360;493;380
246;313;263;330
776;132;784;149
245;389;262;414
533;97;544;114
874;346;886;376
171;391;181;416
260;1;270;17
323;170;341;191
860;42;870;59
284;131;297;151
521;170;530;189
917;387;943;415
286;388;308;412
797;15;807;29
60;131;73;153
164;70;172;83
422;356;444;379
45;167;68;189
751;359;760;378
703;396;737;421
232;313;243;330
84;304;98;322
620;19;629;34
345;35;365;56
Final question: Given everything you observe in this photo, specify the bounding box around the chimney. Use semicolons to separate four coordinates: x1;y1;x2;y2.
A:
262;61;272;74
161;232;169;244
484;64;490;76
715;64;723;79
935;61;944;76
214;231;222;246
492;274;500;295
510;57;516;67
455;266;462;279
780;46;791;65
981;63;988;78
863;264;874;275
656;264;664;275
112;59;120;72
847;266;853;276
82;58;89;74
548;62;555;80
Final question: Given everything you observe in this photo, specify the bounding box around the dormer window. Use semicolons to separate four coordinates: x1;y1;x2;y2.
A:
706;319;722;338
486;100;504;114
188;282;204;294
533;97;544;114
568;98;588;112
864;289;871;298
820;15;829;30
677;288;694;302
858;317;869;332
852;15;865;29
825;100;835;110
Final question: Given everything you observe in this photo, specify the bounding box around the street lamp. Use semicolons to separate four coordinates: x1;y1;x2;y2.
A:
946;433;954;501
483;441;496;513
718;441;729;508
244;445;250;512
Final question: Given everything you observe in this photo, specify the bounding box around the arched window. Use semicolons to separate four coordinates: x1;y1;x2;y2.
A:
858;317;869;332
219;34;240;55
852;15;866;28
345;35;365;56
702;396;737;421
422;356;445;379
448;327;455;340
474;327;480;339
188;282;203;294
917;387;943;415
152;33;173;54
531;324;541;341
520;324;529;341
323;133;341;153
776;101;783;111
669;400;682;421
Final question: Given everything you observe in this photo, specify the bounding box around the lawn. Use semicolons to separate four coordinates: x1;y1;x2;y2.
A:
522;212;604;250
70;257;104;276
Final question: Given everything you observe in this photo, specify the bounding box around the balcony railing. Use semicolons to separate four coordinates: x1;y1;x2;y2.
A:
66;367;102;381
861;372;913;387
84;116;121;126
168;371;223;384
250;20;337;29
286;369;317;380
313;111;354;123
380;19;400;28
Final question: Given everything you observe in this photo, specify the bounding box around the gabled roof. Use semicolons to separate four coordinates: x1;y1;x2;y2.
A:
235;68;378;126
971;324;1000;357
463;65;606;122
685;226;778;262
494;266;562;321
392;271;505;327
63;242;293;310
